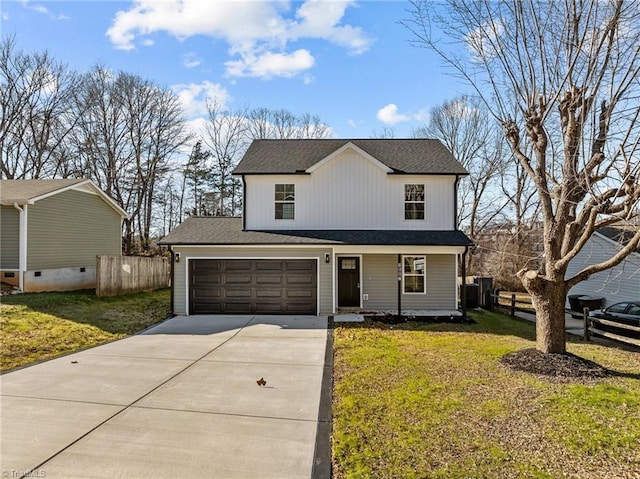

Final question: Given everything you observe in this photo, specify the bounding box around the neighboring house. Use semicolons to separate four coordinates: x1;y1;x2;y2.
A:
160;139;472;316
566;227;640;308
0;179;127;292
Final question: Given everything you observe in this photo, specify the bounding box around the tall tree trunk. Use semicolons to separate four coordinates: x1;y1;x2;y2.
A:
518;270;567;353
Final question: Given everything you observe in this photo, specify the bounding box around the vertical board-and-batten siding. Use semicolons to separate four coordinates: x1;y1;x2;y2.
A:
0;206;20;269
566;233;640;306
27;189;122;270
173;247;333;315
362;254;456;310
245;149;455;230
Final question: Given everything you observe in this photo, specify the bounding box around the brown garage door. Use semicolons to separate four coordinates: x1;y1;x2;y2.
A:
189;259;317;315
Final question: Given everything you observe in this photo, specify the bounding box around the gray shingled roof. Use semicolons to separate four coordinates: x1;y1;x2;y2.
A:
159;217;473;246
233;139;469;175
0;179;88;205
597;226;640;252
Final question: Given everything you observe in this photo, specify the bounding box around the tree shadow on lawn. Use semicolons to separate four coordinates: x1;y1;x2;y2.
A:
333;310;640;382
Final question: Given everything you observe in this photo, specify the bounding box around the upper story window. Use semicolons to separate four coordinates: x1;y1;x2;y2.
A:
275;184;295;220
405;184;425;220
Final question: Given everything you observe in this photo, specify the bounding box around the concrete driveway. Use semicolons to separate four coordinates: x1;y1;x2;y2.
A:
1;315;331;479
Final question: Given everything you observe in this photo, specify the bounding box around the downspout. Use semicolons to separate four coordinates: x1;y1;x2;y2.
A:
169;246;175;315
241;175;247;231
13;202;27;291
453;175;460;231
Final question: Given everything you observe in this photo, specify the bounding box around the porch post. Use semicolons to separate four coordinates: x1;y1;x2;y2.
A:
397;254;402;320
461;248;468;318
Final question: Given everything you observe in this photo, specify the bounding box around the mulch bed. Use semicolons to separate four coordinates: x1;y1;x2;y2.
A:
366;314;476;325
500;348;611;382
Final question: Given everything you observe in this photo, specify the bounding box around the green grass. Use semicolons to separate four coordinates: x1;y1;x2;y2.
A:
0;288;171;371
332;310;640;479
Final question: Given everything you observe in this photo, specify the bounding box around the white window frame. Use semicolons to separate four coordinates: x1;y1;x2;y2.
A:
275;184;295;220
404;184;425;220
402;255;426;294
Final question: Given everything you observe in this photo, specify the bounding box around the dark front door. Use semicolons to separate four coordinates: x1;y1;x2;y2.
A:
338;257;360;307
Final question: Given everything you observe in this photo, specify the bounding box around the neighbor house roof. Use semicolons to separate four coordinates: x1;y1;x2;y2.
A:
0;179;128;218
233;139;469;175
159;217;473;246
596;226;640;253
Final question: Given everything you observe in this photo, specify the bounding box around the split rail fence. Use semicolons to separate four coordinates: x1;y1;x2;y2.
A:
487;290;639;348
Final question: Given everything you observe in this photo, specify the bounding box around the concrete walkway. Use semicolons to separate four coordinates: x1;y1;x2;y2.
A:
1;315;330;479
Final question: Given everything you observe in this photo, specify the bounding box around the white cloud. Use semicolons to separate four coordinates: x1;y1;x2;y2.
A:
18;0;68;20
171;81;230;118
465;20;504;62
182;52;202;68
106;0;372;79
376;104;410;125
225;49;314;79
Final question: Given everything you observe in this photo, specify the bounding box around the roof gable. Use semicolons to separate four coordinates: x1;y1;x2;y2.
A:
305;142;393;174
0;179;128;218
233;139;469;175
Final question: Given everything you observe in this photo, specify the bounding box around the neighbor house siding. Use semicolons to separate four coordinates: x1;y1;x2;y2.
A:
173;246;333;315
362;254;456;310
566;233;640;307
27;189;122;270
0;205;19;269
245;149;456;231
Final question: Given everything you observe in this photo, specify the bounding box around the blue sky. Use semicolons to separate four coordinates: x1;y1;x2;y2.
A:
1;0;472;138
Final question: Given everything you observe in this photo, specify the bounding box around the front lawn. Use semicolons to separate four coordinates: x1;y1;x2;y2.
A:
332;310;640;479
0;288;170;371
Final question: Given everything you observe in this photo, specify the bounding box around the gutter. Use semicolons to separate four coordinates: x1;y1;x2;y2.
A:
13;202;27;291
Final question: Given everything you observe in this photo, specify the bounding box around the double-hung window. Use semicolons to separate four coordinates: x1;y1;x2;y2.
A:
275;184;295;220
405;184;425;220
403;255;426;294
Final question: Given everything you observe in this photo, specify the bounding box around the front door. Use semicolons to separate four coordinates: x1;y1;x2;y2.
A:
338;257;360;307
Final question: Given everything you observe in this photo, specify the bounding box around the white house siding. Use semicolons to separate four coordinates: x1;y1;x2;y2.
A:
566;233;640;307
0;205;19;269
362;254;457;310
244;149;455;230
172;246;334;315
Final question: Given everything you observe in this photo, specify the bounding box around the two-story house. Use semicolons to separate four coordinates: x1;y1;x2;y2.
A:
160;139;472;316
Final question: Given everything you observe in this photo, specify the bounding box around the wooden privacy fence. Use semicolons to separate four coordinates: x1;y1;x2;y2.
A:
96;255;170;297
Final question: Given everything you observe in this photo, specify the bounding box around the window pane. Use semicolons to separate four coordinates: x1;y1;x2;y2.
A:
282;203;294;219
405;184;424;201
405;203;425;220
341;259;356;270
404;257;425;273
404;276;425;293
275;184;295;201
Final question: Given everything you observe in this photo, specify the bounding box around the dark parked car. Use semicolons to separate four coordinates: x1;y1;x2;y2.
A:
590;301;640;339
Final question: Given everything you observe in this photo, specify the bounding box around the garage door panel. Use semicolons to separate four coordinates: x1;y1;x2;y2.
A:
256;290;283;298
225;289;252;298
256;275;283;285
224;275;251;284
190;259;317;315
224;261;252;271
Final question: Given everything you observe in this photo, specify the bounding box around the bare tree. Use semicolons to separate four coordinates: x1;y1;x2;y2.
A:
413;96;507;245
203;101;248;216
246;107;331;140
0;37;80;179
71;66;189;253
407;0;640;353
